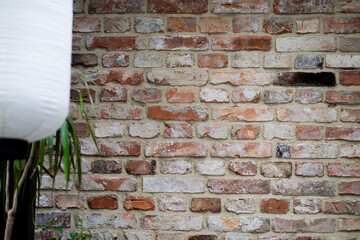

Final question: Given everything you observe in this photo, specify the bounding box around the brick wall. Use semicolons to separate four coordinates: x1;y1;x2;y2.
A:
37;0;360;239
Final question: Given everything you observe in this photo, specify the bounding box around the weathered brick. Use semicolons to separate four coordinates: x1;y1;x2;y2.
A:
73;17;101;33
125;232;152;240
101;53;129;68
94;122;125;138
208;216;270;233
148;69;208;86
211;0;270;13
88;195;118;209
231;124;259;140
129;122;160;139
225;198;256;214
35;213;71;228
293;199;322;214
274;72;335;86
150;35;208;50
289;142;337;159
72;36;81;50
72;54;97;67
339;181;360;195
167;88;195;103
233;17;259;33
264;89;293;104
211;71;271;86
212;142;272;158
143;215;203;230
260;162;292;178
70;88;96;103
164;123;192;139
157;233;185;240
143;177;204;193
339;218;360;231
124;195;155;211
191;198;221;213
200;17;228;33
159;195;186;212
148;106;208;121
325;91;360;104
258;237;287;240
277;107;337;122
80;176;137;191
37;193;54;208
73;122;90;138
294;55;324;69
199;54;228;68
100;87;127;102
264;124;293;140
55;194;85;210
85;70;144;85
134;17;164;33
232;89;260;103
295;89;324;104
89;0;145;13
295;162;324;177
86;36;146;50
232;53;260;68
213;106;273;121
126;160;156;175
166;53;194;67
325;55;360;68
212;36;271;51
160;160;192;175
276;143;291;159
134;53;162;68
81;139;141;156
264;54;291;69
229;161;257;176
199;124;230;141
147;0;207;13
167;17;196;32
327;163;360;177
91;159;122;174
207;179;270;194
276;36;336;52
324;17;360;34
340;37;360;52
41;174;73;191
273;218;335;233
261;198;289;214
225;234;252;240
196;160;225;176
263;17;293;34
274;0;334;13
104;17;131;33
272;180;335;196
86;104;142;120
325;126;360;141
296;18;320;34
200;87;229;102
146;141;207;157
76;213;137;229
73;0;84;13
340;71;360;85
324;200;360;215
189;235;217;240
132;88;162;103
340;144;360;158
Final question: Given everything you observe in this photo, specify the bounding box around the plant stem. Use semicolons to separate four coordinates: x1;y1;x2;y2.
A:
5;161;10;213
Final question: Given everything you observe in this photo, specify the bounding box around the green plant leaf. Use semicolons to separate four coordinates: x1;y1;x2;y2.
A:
70;232;78;240
48;135;54;173
60;123;70;190
56;226;64;233
67;115;82;191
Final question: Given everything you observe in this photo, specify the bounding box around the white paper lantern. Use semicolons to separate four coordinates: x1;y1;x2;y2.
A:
0;0;73;143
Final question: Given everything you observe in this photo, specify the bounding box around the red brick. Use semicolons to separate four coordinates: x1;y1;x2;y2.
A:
339;181;360;195
73;17;101;33
145;141;207;157
72;54;98;67
168;88;194;103
88;195;118;209
199;17;228;33
211;71;271;86
101;53;129;67
199;88;229;103
164;123;192;138
86;70;144;85
261;198;289;214
124;196;155;211
273;218;335;233
148;106;208;121
91;160;122;174
86;36;145;50
72;36;81;50
327;163;360;177
229;161;257;176
324;17;360;34
263;17;293;34
212;142;272;158
296;125;323;140
339;218;360;231
80;176;137;191
55;194;85;210
86;105;142;120
231;124;259;140
89;0;145;13
211;0;270;13
191;198;221;213
340;144;360;158
340;71;360;85
233;17;259;33
340;109;360;122
81;139;141;156
207;179;270;194
197;124;227;139
150;36;208;50
325;126;360;141
293;199;322;214
212;36;271;51
132;88;162;103
213;106;273;121
295;89;324;104
104;17;131;33
147;0;208;13
232;89;260;103
99;87;127;102
70;88;96;102
198;54;228;68
126;160;156;175
277;107;337;122
73;122;90;138
340;0;360;12
167;17;196;32
295;162;324;177
274;0;334;13
324;200;360;215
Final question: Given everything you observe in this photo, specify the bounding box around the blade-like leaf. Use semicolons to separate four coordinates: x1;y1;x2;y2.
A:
48;136;54;173
60;123;70;190
67;115;82;191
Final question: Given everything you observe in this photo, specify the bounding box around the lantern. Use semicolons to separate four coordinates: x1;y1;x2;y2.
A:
0;0;73;159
